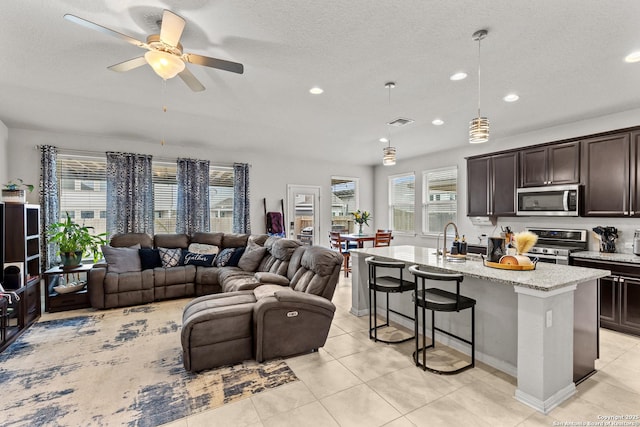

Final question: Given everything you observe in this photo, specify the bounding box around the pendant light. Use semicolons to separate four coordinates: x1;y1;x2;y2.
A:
469;29;489;144
383;82;397;166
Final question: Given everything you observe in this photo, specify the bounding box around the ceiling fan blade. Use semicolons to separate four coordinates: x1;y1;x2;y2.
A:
178;67;205;92
63;14;147;48
159;10;186;47
184;53;244;74
108;56;148;72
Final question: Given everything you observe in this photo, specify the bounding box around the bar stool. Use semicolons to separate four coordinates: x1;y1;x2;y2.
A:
409;265;475;374
366;256;415;344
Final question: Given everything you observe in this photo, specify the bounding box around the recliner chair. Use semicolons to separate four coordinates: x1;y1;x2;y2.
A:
181;245;343;372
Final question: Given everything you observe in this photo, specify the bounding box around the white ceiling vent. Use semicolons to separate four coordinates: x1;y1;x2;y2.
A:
387;117;415;127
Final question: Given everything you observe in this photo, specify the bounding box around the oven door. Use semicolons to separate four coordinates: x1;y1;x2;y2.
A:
524;252;569;265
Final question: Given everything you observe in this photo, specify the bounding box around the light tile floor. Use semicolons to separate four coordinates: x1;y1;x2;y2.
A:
164;276;640;427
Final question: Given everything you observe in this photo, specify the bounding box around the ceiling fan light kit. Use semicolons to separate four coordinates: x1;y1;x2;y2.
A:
63;9;244;92
144;50;185;79
469;29;489;144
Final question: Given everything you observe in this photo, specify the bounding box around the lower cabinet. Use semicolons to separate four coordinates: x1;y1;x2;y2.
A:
0;280;41;353
572;258;640;337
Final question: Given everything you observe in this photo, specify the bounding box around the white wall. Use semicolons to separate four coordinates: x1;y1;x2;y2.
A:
373;107;640;253
0;119;8;185
7;128;374;246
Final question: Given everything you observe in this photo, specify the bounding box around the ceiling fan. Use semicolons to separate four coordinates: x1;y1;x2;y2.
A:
63;9;244;92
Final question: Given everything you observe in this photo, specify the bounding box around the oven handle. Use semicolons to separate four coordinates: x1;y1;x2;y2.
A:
524;252;568;263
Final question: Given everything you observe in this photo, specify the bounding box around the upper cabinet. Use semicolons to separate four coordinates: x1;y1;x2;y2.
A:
582;131;640;217
467;152;518;217
520;141;580;187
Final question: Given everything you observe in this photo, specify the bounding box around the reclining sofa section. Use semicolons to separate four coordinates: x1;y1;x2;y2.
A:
87;231;343;371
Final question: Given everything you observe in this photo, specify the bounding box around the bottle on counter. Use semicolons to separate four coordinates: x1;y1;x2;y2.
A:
451;234;460;255
460;235;467;255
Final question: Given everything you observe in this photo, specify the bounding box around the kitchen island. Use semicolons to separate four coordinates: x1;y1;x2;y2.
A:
349;245;610;414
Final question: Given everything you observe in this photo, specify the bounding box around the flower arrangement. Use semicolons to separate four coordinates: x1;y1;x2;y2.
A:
352;210;371;235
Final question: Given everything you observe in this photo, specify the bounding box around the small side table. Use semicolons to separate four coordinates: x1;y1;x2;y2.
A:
44;264;93;313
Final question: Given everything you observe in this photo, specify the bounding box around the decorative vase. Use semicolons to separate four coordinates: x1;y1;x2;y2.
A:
1;189;26;203
60;251;83;268
358;223;364;235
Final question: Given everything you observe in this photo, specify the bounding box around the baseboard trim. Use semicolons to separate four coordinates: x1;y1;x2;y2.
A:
515;383;576;414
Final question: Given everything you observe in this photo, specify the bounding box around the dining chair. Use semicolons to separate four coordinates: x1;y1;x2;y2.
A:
329;231;351;277
374;230;392;247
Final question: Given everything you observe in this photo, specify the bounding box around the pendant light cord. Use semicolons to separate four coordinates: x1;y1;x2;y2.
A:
477;36;482;117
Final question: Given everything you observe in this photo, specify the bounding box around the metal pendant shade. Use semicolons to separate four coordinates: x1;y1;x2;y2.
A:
382;145;396;166
469;29;489;144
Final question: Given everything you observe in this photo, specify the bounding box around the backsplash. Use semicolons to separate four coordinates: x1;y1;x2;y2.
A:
460;216;639;254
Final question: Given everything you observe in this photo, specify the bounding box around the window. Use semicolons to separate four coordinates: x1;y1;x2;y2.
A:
152;163;235;233
330;177;359;233
422;167;457;234
388;173;415;234
57;154;106;236
209;167;235;233
57;152;235;236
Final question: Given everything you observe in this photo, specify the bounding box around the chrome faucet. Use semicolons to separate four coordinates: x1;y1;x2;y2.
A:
443;221;459;257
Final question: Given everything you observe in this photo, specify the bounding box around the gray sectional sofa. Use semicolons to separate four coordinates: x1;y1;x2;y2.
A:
88;231;343;371
88;232;315;309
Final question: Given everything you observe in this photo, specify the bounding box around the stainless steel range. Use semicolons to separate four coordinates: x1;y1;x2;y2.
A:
524;227;588;265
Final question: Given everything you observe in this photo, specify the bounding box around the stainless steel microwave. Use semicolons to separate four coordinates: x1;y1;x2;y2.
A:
516;185;580;216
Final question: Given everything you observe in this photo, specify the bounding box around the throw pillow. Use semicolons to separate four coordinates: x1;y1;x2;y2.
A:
214;248;236;267
227;247;246;267
102;244;142;273
187;243;219;255
238;241;267;272
138;248;162;270
182;251;216;267
158;247;183;268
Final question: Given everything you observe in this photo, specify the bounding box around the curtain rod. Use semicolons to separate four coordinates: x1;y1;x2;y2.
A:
34;145;245;169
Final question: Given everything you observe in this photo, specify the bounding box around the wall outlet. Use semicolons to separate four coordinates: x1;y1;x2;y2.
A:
546;310;553;328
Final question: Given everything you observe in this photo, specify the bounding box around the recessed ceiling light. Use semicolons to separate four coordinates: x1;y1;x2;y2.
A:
450;72;467;81
309;87;324;94
503;93;520;102
624;51;640;63
379;137;389;143
432;119;444;126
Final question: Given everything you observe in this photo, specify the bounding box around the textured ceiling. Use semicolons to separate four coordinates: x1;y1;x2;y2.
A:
2;0;640;166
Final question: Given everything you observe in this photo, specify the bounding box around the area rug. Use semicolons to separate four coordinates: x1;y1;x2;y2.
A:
0;299;298;427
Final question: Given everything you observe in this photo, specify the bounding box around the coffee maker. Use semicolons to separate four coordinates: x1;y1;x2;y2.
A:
592;226;618;253
633;229;640;255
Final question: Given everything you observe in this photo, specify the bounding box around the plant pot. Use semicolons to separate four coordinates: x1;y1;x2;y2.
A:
2;189;26;203
60;251;84;268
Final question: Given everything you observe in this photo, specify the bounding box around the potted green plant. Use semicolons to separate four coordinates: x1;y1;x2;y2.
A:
2;178;34;203
47;212;107;267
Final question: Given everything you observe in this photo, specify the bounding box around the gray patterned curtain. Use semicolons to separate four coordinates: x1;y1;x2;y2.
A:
176;158;210;234
232;163;250;233
106;152;154;237
39;145;59;269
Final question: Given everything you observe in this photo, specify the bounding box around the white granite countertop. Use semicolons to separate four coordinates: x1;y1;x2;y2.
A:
571;251;640;264
350;245;610;292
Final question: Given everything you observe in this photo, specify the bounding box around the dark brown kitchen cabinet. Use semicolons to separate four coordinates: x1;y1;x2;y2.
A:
520;141;580;187
581;132;632;216
467;152;518;217
572;257;640;337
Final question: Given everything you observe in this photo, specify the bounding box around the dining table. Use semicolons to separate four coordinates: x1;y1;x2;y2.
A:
339;233;376;248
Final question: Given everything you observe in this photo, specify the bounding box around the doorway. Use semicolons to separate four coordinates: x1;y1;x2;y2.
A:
287;185;320;246
330;176;359;233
